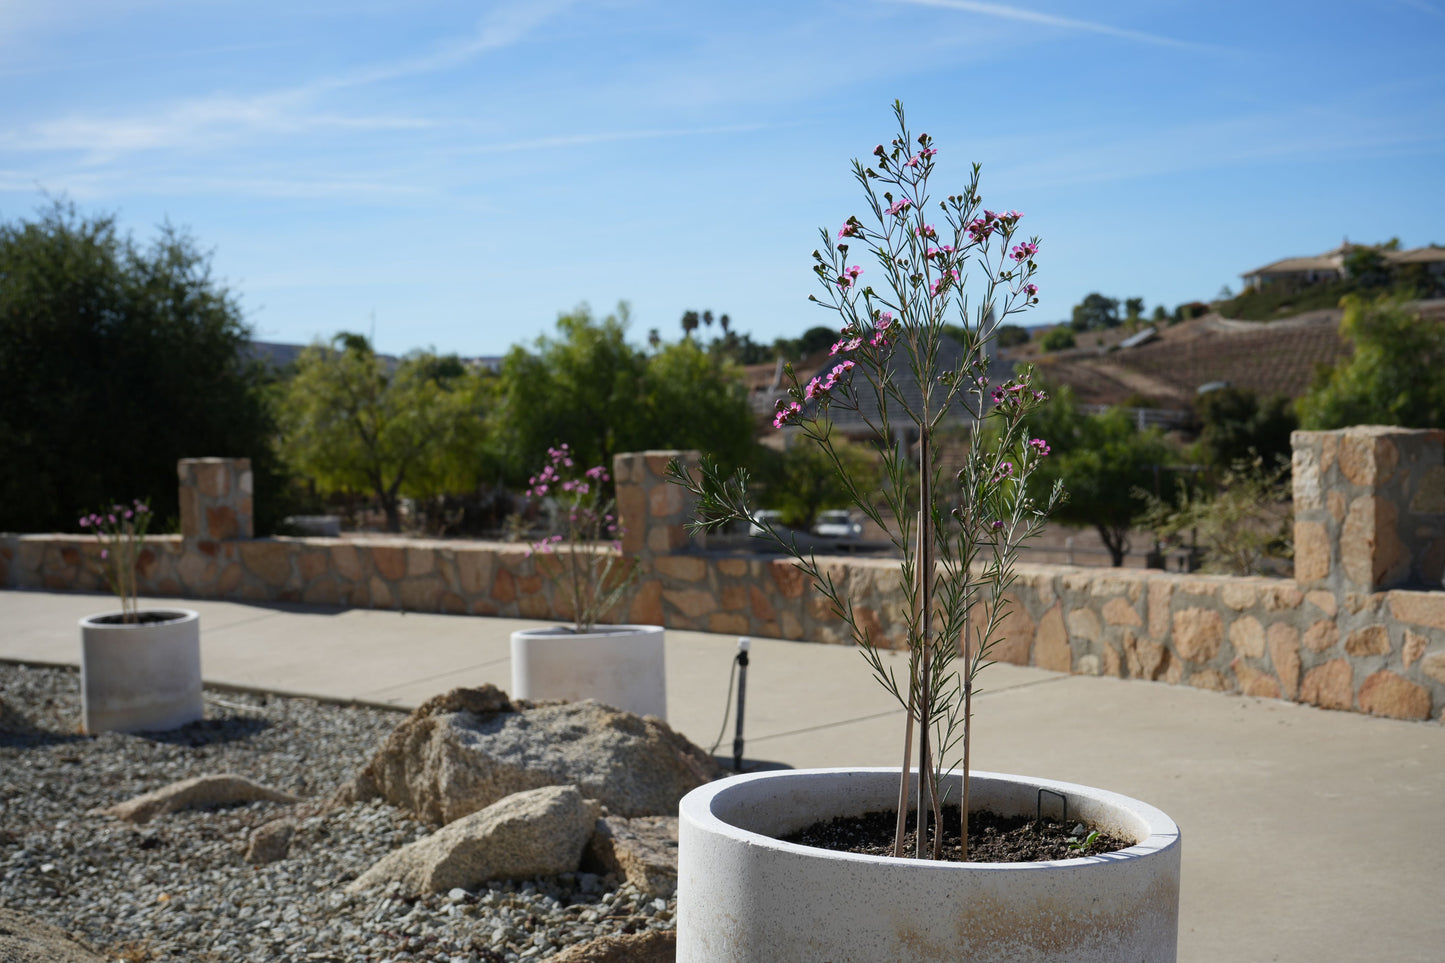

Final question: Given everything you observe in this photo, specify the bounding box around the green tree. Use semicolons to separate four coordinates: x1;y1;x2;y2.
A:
1193;386;1297;470
1069;292;1120;331
494;304;755;481
1297;294;1445;429
751;435;881;530
995;323;1030;348
1124;297;1145;323
1026;387;1173;565
278;335;490;532
1038;327;1076;352
0;202;285;533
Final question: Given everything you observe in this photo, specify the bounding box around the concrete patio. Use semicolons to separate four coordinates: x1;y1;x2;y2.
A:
3;588;1442;961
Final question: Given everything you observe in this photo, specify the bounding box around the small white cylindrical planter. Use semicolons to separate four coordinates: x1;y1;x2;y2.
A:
510;624;666;720
678;767;1181;963
79;609;203;734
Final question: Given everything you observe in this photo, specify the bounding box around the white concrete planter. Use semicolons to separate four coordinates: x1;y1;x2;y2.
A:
510;624;666;720
79;609;203;734
678;767;1181;962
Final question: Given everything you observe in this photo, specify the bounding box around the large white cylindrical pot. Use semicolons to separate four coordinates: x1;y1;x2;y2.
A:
678;767;1181;962
79;609;203;734
510;624;666;720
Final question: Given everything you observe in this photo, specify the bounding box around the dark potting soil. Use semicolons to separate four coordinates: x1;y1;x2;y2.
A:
781;806;1135;863
90;611;188;626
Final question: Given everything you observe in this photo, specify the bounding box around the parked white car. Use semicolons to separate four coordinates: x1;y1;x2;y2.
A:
748;509;784;538
813;509;863;539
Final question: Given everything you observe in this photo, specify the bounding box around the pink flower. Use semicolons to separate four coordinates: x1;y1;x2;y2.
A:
1026;283;1038;297
991;520;1005;530
1029;438;1051;457
1010;241;1039;261
905;153;921;167
101;549;108;560
915;224;936;239
885;197;914;216
920;147;938;158
837;264;864;289
930;269;960;297
838;221;860;239
79;517;89;527
992;462;1014;483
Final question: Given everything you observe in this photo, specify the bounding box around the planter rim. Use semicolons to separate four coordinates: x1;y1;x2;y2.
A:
512;623;663;639
682;766;1180;871
79;608;200;630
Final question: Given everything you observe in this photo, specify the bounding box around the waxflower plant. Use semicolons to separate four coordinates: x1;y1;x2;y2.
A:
78;499;152;624
523;444;638;633
669;102;1062;859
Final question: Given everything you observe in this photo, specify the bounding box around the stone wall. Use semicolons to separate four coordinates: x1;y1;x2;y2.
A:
4;432;1444;723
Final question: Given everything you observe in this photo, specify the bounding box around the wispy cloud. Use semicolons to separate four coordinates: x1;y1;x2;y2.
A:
879;0;1226;51
2;0;574;163
458;122;782;156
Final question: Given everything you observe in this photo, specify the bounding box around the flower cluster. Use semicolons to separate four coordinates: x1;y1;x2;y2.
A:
1010;240;1039;262
838;217;862;239
885;197;914;216
78;498;152;623
930;268;960;297
838;264;864;289
966;208;1023;243
520;445;634;632
989;379;1048;410
774;358;857;428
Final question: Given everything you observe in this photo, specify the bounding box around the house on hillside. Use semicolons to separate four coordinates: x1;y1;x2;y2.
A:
1242;241;1445;290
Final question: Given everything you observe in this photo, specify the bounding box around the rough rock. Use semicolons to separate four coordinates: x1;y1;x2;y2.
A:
0;695;33;734
244;818;297;865
585;815;679;897
0;909;107;963
549;929;678;963
101;774;299;824
346;785;599;894
335;685;722;824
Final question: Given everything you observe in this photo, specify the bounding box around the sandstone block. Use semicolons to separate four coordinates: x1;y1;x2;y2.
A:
0;909;107;963
104;774;298;824
1389;591;1445;631
1102;596;1142;627
335;687;722;825
1220;583;1256;611
1268;624;1301;699
1305;590;1337;616
372;546;407;581
1345;625;1390;658
1122;631;1168;681
1303;619;1337;653
1187;668;1227;691
1356;670;1431;720
769;561;806;599
749;585;777;622
245;818;297;865
347;786;599;894
1229;617;1266;658
1172;608;1223;663
663;588;717;618
1421;651;1445;685
240;541;292;586
1148;580;1173;640
654;555;707;582
1034;605;1072;673
1300;659;1353;711
1402;629;1427;669
550;930;677;963
1232;658;1282;699
1293;522;1330;584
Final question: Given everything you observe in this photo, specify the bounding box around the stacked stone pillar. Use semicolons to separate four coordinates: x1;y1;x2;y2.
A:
613;451;705;557
178;458;254;542
1292;426;1445;593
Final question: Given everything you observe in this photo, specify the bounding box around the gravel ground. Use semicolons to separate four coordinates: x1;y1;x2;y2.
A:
0;663;675;962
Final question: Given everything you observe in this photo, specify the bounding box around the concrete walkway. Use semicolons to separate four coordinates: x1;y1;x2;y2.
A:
4;588;1443;962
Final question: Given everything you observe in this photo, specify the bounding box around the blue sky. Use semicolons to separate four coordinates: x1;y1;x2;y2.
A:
3;1;1443;358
